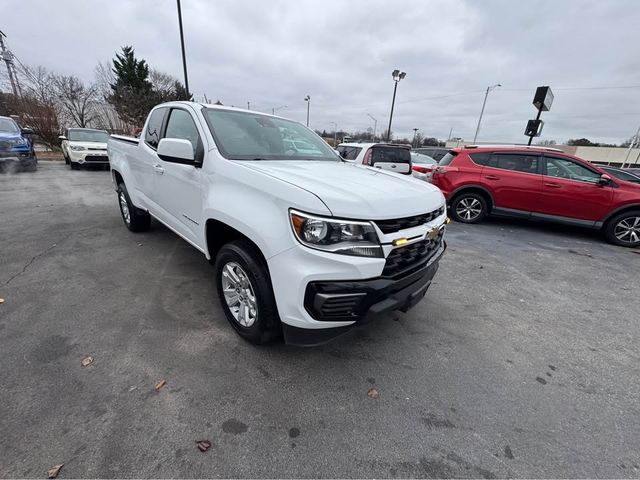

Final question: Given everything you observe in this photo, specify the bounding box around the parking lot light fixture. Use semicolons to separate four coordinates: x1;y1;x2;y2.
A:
473;83;501;143
304;95;311;127
387;70;406;142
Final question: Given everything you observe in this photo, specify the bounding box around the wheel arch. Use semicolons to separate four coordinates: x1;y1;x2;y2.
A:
205;218;268;266
448;185;495;212
601;204;640;229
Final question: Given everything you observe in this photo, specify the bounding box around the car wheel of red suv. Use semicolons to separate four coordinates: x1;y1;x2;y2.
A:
451;193;488;224
605;210;640;247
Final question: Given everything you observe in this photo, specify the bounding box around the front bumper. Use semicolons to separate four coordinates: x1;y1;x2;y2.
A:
277;241;446;346
0;152;37;172
68;149;109;164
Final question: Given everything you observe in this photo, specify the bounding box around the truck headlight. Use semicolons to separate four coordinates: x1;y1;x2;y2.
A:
290;210;382;258
70;145;85;151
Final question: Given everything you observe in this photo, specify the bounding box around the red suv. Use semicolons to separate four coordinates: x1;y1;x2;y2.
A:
431;145;640;247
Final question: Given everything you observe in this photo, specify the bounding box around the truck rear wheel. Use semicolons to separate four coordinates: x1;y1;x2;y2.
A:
117;182;150;232
215;240;281;344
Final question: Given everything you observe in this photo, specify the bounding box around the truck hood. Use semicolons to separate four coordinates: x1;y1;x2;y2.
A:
240;160;445;219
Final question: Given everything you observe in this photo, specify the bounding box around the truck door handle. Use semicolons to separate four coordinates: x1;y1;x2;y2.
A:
153;164;164;175
545;182;561;188
484;175;500;180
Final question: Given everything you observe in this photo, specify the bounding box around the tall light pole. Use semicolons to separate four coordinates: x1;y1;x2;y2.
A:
367;113;378;140
272;105;287;115
473;83;501;143
176;0;190;97
412;128;419;147
386;70;406;142
304;95;311;127
330;122;337;146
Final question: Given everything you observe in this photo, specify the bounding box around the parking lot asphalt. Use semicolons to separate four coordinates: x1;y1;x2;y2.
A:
1;161;639;479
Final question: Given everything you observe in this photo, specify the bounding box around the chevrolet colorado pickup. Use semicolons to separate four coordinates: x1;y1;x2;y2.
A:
108;102;447;345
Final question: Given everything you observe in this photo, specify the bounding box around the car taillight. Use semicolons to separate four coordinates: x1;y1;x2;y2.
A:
363;148;372;165
434;166;458;175
412;165;432;173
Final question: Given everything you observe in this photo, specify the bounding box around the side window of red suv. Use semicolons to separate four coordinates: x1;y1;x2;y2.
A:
490;153;540;174
544;156;601;183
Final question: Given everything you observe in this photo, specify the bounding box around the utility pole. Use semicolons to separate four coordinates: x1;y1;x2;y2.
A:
247;101;250;110
448;127;453;141
412;128;419;147
0;30;21;97
330;122;337;146
367;113;377;140
176;0;190;97
387;70;406;142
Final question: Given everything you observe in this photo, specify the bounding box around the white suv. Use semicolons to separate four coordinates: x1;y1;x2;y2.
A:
60;128;110;169
336;142;413;175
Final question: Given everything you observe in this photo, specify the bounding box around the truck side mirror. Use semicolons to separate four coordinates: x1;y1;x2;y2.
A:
21;127;35;135
59;135;67;141
157;138;195;165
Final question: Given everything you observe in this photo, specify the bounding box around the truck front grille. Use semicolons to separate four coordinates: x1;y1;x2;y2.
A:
383;230;444;278
374;206;445;234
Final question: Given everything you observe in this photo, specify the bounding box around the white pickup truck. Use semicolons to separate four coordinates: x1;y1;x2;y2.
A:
108;101;447;345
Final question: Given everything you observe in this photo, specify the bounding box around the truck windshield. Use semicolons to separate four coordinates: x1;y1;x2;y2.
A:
68;129;110;142
203;108;340;161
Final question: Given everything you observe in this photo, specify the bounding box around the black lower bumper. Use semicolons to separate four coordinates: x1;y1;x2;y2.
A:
283;242;446;346
0;154;37;172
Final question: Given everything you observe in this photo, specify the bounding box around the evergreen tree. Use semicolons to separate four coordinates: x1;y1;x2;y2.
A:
108;46;156;127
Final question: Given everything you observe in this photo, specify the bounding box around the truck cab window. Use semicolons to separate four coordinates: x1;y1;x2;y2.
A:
145;108;166;149
164;109;201;155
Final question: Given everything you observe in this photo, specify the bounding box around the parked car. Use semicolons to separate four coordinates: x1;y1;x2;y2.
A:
599;165;640;184
0;116;36;172
109;102;447;345
430;145;640;247
414;147;449;162
60;128;110;169
336;142;412;175
411;152;438;182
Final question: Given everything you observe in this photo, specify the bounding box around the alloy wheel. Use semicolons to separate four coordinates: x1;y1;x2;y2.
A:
614;216;640;244
455;197;482;221
221;262;258;327
119;192;131;225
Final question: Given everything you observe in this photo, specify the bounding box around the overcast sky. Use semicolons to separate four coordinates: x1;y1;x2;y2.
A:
3;0;640;144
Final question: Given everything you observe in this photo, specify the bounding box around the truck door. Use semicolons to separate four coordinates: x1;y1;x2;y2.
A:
133;107;167;208
150;107;204;246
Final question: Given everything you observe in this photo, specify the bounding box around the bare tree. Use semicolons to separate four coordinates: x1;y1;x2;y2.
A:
52;75;97;128
16;65;61;148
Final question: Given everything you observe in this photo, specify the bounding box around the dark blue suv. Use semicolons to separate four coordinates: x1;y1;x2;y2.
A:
0;116;37;172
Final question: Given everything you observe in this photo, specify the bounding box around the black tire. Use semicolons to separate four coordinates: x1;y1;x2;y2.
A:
450;192;488;224
70;161;79;170
604;210;640;247
64;152;70;164
215;240;282;345
116;182;150;232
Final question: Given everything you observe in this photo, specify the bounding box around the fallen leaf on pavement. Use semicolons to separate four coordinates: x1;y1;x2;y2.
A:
81;356;93;367
154;380;167;391
367;387;379;399
196;440;211;452
47;464;63;479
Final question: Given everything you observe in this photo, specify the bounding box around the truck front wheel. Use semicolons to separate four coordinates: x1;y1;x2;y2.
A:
215;240;281;344
117;182;150;232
